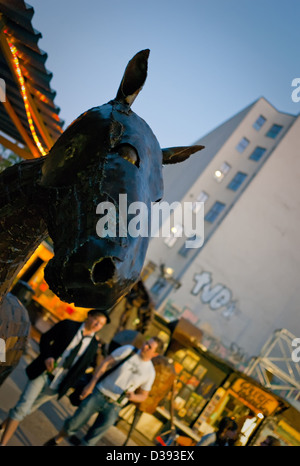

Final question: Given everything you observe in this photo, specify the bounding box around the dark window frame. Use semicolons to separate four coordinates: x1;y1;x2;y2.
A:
205;201;226;223
249;146;267;162
266;124;283;139
236;137;250;153
253;115;266;131
227;172;248;191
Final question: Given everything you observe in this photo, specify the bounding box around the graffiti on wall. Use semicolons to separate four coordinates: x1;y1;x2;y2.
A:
189;271;251;367
191;271;238;319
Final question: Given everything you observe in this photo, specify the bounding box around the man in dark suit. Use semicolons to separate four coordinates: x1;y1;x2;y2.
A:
0;309;109;446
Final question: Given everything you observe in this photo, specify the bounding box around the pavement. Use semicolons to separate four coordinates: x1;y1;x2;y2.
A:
0;338;150;447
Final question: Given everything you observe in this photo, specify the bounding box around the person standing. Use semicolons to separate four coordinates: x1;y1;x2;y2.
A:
196;417;239;446
259;435;281;446
43;336;164;446
0;309;109;446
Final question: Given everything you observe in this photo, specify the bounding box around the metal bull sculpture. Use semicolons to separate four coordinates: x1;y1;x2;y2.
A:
40;49;204;308
0;50;204;381
1;49;204;308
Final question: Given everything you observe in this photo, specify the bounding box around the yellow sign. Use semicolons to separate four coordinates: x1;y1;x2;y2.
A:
278;420;300;443
231;378;279;415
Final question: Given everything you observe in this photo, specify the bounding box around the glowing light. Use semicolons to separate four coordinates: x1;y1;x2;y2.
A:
7;40;48;156
214;170;222;178
257;413;264;419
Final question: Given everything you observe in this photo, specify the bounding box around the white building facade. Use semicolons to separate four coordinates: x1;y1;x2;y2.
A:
144;98;299;371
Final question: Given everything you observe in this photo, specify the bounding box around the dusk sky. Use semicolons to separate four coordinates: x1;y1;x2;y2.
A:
29;0;300;148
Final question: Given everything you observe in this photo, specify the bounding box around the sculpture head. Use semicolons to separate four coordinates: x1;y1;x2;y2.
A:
39;50;204;309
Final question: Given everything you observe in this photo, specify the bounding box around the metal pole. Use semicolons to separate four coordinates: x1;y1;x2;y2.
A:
123;406;142;446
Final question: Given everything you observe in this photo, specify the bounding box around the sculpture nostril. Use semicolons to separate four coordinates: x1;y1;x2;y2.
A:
91;257;116;284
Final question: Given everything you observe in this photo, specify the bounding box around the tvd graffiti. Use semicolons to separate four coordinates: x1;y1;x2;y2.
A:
191;271;238;318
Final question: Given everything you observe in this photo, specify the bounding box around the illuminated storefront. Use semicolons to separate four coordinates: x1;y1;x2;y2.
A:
161;339;230;429
118;318;232;443
193;374;282;445
250;405;300;446
118;317;297;446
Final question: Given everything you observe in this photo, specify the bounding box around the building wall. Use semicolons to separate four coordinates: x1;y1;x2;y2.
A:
154;114;300;358
145;99;296;316
146;98;295;280
162;101;255;205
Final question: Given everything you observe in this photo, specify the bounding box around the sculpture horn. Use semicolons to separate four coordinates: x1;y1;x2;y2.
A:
162;145;205;164
116;49;150;106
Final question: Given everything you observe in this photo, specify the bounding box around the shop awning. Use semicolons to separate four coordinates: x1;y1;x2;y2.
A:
0;0;64;159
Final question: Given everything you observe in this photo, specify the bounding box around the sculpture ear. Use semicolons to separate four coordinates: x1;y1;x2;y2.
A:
162;145;205;164
116;49;150;106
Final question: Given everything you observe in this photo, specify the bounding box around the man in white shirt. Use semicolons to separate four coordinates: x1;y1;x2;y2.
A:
44;336;164;446
0;309;108;446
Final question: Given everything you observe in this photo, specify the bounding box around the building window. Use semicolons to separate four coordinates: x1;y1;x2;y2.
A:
214;162;231;182
163;223;183;248
249;146;266;161
253;115;266;131
236;137;250;153
196;191;209;203
151;277;167;295
266;124;283;139
227;172;248;191
205;201;226;223
178;243;190;258
190;191;209;213
178;235;203;257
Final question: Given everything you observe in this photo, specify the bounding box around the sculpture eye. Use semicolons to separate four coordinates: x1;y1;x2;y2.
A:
115;144;140;167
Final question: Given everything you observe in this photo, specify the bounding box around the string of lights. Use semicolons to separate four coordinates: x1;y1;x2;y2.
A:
6;38;48;156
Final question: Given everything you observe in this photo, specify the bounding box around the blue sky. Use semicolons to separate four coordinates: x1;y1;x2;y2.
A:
29;0;300;148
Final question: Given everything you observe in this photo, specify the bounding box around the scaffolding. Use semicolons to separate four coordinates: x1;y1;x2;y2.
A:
244;329;300;403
